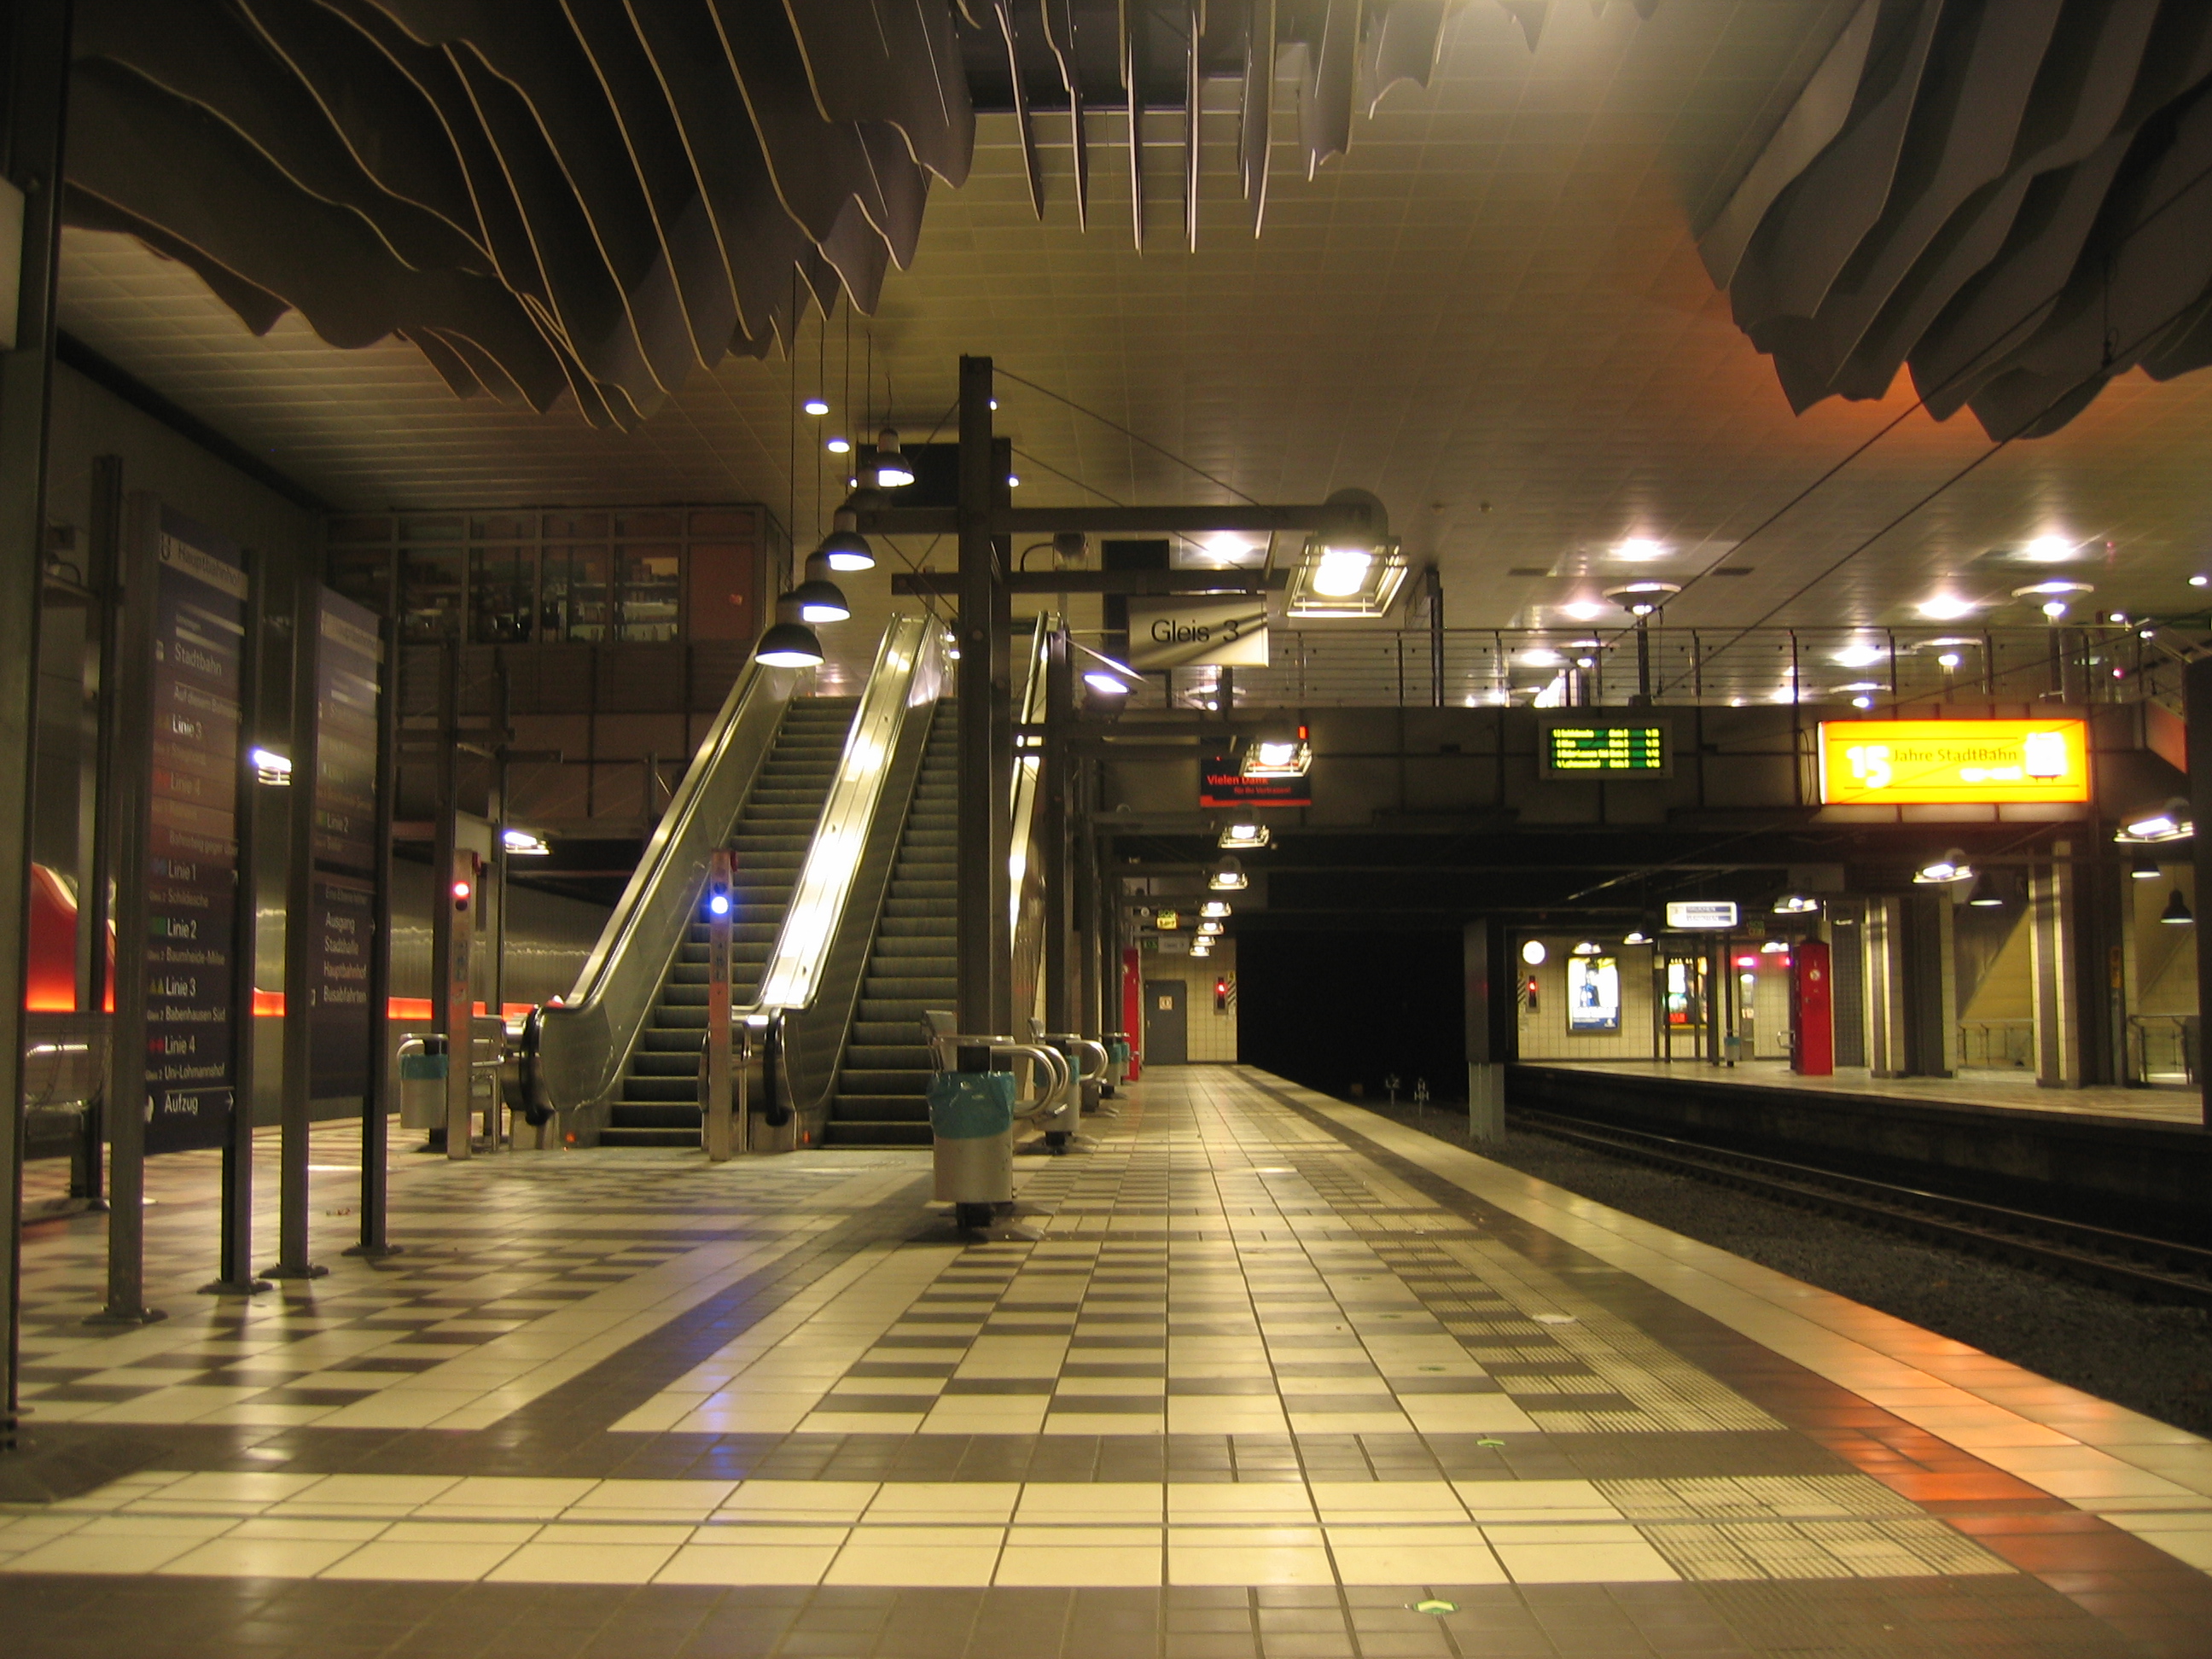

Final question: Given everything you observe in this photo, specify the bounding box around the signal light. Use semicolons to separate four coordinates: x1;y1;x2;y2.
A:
707;891;731;918
451;881;472;905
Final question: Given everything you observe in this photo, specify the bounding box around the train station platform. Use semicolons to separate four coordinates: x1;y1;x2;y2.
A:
5;1068;2212;1658
1527;1060;2204;1129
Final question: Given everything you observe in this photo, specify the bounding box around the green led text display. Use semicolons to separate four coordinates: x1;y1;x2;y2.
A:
1544;725;1666;774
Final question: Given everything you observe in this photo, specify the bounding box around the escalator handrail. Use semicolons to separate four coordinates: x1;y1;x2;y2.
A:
753;613;948;1012
537;652;801;1111
1007;615;1056;1027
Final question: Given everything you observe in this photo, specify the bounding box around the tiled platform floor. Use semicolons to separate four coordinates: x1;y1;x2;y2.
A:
1533;1059;2203;1126
4;1068;2212;1656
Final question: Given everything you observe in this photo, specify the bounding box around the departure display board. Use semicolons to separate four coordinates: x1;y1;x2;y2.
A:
1815;719;2089;805
1539;719;1669;777
1201;768;1311;809
144;520;247;1153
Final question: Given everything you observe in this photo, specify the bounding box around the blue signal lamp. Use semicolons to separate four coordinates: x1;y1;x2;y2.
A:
707;892;731;918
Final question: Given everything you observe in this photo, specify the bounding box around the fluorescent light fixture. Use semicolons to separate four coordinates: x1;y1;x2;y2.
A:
2116;800;2193;843
1209;857;1249;891
1773;894;1819;914
1917;595;1976;620
1521;939;1546;965
803;396;830;416
1219;823;1272;849
1200;900;1231;918
2013;579;2093;597
249;747;292;785
502;828;550;856
1241;731;1311;777
1914;847;1974;884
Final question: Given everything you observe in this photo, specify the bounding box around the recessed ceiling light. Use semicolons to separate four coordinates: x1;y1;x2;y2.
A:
1831;643;1887;667
1560;601;1607;621
1916;595;1975;620
2021;534;2078;562
1613;537;1668;562
2013;580;2093;597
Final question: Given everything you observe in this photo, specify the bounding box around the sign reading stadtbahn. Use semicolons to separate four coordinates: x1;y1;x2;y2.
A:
1815;718;2090;806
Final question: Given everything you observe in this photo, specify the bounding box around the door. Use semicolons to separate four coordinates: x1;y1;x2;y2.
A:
1144;979;1187;1066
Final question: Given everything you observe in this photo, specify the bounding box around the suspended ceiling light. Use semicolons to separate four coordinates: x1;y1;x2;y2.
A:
1966;872;2005;906
812;498;876;573
1914;848;1975;885
1521;940;1547;965
2163;889;2195;925
1198;919;1223;937
803;395;830;416
2116;800;2193;843
1190;942;1212;957
1570;940;1602;956
1286;489;1403;617
1200;900;1231;918
2133;852;2163;879
1605;580;1679;617
870;427;914;489
249;746;292;785
1773;894;1819;914
1622;928;1651;945
789;552;851;624
502;828;550;856
1219;823;1272;849
754;595;825;668
1209;857;1249;891
825;433;851;455
1075;643;1144;697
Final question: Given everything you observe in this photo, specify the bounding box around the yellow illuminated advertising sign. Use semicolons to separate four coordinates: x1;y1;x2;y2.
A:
1814;719;2089;806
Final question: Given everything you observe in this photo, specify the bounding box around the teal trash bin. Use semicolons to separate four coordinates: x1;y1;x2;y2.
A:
928;1042;1016;1231
399;1038;448;1132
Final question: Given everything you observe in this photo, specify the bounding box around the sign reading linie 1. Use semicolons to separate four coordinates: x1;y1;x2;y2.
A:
1814;718;2089;806
1126;597;1269;670
1537;717;1669;777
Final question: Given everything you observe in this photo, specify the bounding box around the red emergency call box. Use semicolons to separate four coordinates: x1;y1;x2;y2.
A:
1790;939;1833;1076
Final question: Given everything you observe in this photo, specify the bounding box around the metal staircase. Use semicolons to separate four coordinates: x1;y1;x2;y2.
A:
598;696;855;1148
822;707;958;1146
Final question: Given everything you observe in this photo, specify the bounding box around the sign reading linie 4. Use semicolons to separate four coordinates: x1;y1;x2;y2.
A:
1815;719;2089;805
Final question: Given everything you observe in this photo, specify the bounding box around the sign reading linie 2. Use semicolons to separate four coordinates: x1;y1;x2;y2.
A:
1815;719;2089;806
1126;598;1269;670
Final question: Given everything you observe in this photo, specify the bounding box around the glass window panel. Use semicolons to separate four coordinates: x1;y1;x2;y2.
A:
327;550;393;614
398;515;465;542
615;511;681;538
399;550;465;640
616;544;681;642
471;514;534;542
688;509;751;536
541;545;609;642
542;512;608;540
471;549;537;643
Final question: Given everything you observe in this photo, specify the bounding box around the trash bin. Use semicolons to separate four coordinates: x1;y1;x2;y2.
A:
399;1035;447;1132
1103;1035;1130;1097
928;1041;1016;1231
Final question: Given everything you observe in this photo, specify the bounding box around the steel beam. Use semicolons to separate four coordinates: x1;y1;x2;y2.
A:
855;504;1382;538
956;358;998;1032
893;570;1284;597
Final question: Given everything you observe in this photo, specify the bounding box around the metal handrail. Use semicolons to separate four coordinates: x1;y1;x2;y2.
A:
536;650;801;1114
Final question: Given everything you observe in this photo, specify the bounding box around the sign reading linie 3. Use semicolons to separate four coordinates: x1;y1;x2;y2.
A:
1815;719;2089;806
1126;598;1269;670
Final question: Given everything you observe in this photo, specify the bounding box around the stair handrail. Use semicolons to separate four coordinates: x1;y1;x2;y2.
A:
1007;614;1056;1029
754;613;949;1013
536;652;804;1115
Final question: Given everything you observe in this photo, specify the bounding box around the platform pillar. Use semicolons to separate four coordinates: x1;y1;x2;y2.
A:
2031;846;2082;1089
1464;920;1512;1144
2192;655;2212;1123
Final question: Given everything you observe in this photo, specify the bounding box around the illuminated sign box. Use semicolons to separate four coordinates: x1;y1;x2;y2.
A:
1538;717;1670;777
1665;900;1738;930
1201;769;1310;809
1815;719;2089;805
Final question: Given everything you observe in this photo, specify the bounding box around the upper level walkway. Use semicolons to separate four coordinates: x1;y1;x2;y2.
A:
3;1067;2210;1656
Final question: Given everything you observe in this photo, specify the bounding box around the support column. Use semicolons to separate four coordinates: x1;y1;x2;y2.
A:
2192;657;2212;1121
0;0;69;1443
956;356;1003;1033
2031;845;2083;1088
1464;920;1512;1144
347;557;399;1255
1864;898;1907;1077
270;571;325;1278
1042;625;1072;1033
207;550;267;1296
76;453;122;1208
1902;889;1957;1079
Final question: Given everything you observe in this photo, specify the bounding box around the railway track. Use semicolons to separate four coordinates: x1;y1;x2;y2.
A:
1509;1105;2212;1310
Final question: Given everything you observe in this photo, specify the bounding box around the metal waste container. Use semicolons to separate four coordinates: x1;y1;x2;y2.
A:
928;1041;1016;1231
399;1035;447;1131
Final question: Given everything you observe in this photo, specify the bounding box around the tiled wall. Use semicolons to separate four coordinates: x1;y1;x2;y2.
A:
1515;939;1658;1061
1136;940;1240;1062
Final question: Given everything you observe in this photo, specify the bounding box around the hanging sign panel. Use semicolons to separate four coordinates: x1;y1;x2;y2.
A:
1538;718;1670;777
1814;718;2089;805
144;518;247;1153
1664;900;1738;930
308;591;384;1105
1200;768;1310;809
1126;597;1270;669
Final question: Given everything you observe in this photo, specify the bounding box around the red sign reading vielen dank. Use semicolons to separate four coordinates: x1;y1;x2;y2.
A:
1200;769;1310;809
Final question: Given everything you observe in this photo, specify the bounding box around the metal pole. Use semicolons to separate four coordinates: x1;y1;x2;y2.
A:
444;847;477;1159
207;548;268;1295
1043;625;1072;1033
2186;657;2212;1126
703;849;734;1161
0;0;72;1436
1427;567;1444;708
956;356;998;1033
76;453;122;1210
347;558;399;1256
269;573;324;1278
93;492;161;1330
1634;615;1652;706
488;648;509;1036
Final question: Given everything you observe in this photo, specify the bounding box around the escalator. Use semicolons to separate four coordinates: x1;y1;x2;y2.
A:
599;697;853;1148
822;709;958;1145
